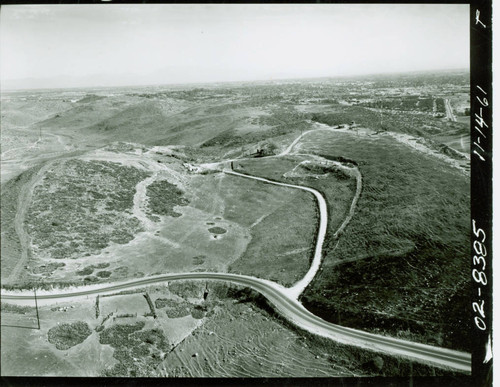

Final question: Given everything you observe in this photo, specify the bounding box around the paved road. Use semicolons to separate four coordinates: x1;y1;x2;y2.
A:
224;169;328;299
1;125;471;373
444;99;457;122
1;272;470;372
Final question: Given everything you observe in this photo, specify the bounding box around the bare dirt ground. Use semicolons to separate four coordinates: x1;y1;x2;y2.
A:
0;284;204;376
159;299;359;377
1;297;116;376
1;79;470;377
4;141;318;287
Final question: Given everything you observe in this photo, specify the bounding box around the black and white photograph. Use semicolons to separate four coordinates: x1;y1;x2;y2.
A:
0;2;492;384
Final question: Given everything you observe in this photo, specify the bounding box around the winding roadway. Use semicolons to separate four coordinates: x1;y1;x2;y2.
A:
223;169;328;299
1;124;471;373
1;272;470;372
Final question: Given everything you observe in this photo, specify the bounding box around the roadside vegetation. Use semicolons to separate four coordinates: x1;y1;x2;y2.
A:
168;281;205;299
1;302;36;314
0;302;38;329
2;280;90;291
155;298;206;319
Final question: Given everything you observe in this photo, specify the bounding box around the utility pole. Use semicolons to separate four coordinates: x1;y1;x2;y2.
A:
34;284;40;330
379;100;384;131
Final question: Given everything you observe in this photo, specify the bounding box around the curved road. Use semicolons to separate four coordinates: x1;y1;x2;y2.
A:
2;125;471;373
224;169;328;299
1;272;470;372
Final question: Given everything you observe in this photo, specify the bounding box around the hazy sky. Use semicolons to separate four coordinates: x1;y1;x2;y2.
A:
1;4;469;89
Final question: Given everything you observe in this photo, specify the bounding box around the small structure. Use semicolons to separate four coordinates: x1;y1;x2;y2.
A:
183;163;201;173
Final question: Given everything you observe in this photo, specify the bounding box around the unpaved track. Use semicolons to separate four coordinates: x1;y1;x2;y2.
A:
133;172;161;231
223;169;328;300
1;126;471;372
6;160;57;284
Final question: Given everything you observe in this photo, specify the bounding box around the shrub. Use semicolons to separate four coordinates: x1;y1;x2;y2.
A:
146;180;189;217
191;306;206;319
99;322;145;347
155;298;174;309
192;255;205;265
25;159;150;260
168;281;203;298
98;323;169;377
165;305;192;319
1;303;35;314
48;321;92;350
208;226;226;235
96;271;112;278
76;266;94;276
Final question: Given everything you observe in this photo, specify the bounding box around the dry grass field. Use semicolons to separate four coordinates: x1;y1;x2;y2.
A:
296;130;470;351
3;149;320;288
1;71;471;377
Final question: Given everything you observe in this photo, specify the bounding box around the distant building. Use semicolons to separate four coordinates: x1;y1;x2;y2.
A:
183;163;200;173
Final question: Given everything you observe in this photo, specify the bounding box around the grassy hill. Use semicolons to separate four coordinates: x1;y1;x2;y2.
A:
297;130;470;352
1;76;472;370
29;93;312;159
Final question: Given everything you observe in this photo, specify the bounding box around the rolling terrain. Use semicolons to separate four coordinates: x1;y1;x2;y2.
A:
1;71;471;377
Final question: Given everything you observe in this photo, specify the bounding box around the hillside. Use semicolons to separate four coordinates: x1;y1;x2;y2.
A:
1;73;471;377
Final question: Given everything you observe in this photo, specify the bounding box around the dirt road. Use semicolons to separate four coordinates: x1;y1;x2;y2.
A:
6;160;58;284
1;125;470;373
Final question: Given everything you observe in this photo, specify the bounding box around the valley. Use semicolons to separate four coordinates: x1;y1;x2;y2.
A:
1;70;471;378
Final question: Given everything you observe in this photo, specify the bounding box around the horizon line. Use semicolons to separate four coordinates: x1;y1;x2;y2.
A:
1;67;470;93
